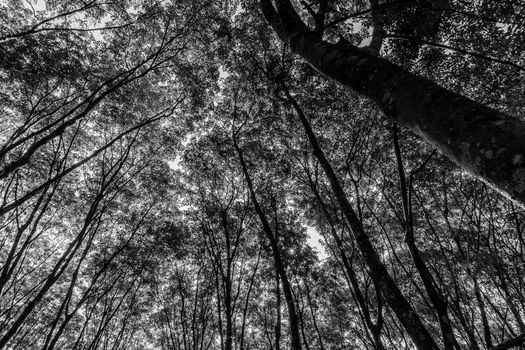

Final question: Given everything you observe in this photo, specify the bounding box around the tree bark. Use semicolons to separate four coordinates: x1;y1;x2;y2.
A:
259;0;525;208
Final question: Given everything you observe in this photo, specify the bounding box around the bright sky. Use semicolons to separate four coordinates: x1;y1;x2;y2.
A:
167;156;182;171
306;226;327;260
20;1;117;42
24;0;46;11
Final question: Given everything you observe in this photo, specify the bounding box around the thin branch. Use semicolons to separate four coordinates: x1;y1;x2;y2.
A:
0;1;100;41
324;0;410;30
385;33;525;72
0;1;160;42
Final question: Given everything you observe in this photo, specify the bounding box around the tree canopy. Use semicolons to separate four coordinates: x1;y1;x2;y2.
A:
0;0;524;350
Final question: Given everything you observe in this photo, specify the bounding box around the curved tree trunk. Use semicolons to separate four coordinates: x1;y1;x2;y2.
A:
259;0;525;208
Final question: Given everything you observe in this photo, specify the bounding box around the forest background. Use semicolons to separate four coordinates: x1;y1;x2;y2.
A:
0;0;524;349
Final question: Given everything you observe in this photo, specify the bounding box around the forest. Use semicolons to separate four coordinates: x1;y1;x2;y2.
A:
0;0;524;349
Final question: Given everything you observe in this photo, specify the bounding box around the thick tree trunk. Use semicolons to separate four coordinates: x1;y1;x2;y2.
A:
259;0;525;208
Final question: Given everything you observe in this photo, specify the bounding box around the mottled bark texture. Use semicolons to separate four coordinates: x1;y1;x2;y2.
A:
260;0;525;208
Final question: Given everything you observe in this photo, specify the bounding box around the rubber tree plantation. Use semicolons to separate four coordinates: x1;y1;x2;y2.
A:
0;1;524;350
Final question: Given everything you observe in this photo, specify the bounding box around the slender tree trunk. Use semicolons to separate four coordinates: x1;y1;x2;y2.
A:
233;138;302;350
306;177;385;350
392;124;460;350
225;281;233;350
282;88;439;350
473;275;493;349
275;270;282;350
240;249;260;350
303;281;325;350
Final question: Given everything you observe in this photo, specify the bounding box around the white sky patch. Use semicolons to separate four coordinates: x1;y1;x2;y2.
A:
22;1;110;41
24;0;46;12
166;133;193;171
34;0;46;11
218;66;231;88
306;226;327;260
91;30;103;41
167;155;182;171
213;66;231;106
87;13;111;41
128;4;141;15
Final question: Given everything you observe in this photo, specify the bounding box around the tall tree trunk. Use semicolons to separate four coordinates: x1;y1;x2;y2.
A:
259;0;525;208
303;281;325;350
392;124;460;350
225;278;233;350
233;138;302;350
282;87;439;350
275;270;282;350
240;249;260;350
306;176;385;350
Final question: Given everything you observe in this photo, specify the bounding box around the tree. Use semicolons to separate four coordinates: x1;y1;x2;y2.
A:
258;0;525;208
2;1;525;350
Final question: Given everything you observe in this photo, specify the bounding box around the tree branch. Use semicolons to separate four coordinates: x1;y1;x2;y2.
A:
385;33;525;72
490;333;525;350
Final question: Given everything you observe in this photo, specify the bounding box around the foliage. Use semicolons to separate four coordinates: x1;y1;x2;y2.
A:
0;0;524;350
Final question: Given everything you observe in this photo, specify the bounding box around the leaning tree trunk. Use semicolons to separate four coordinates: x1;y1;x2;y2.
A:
259;0;525;208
